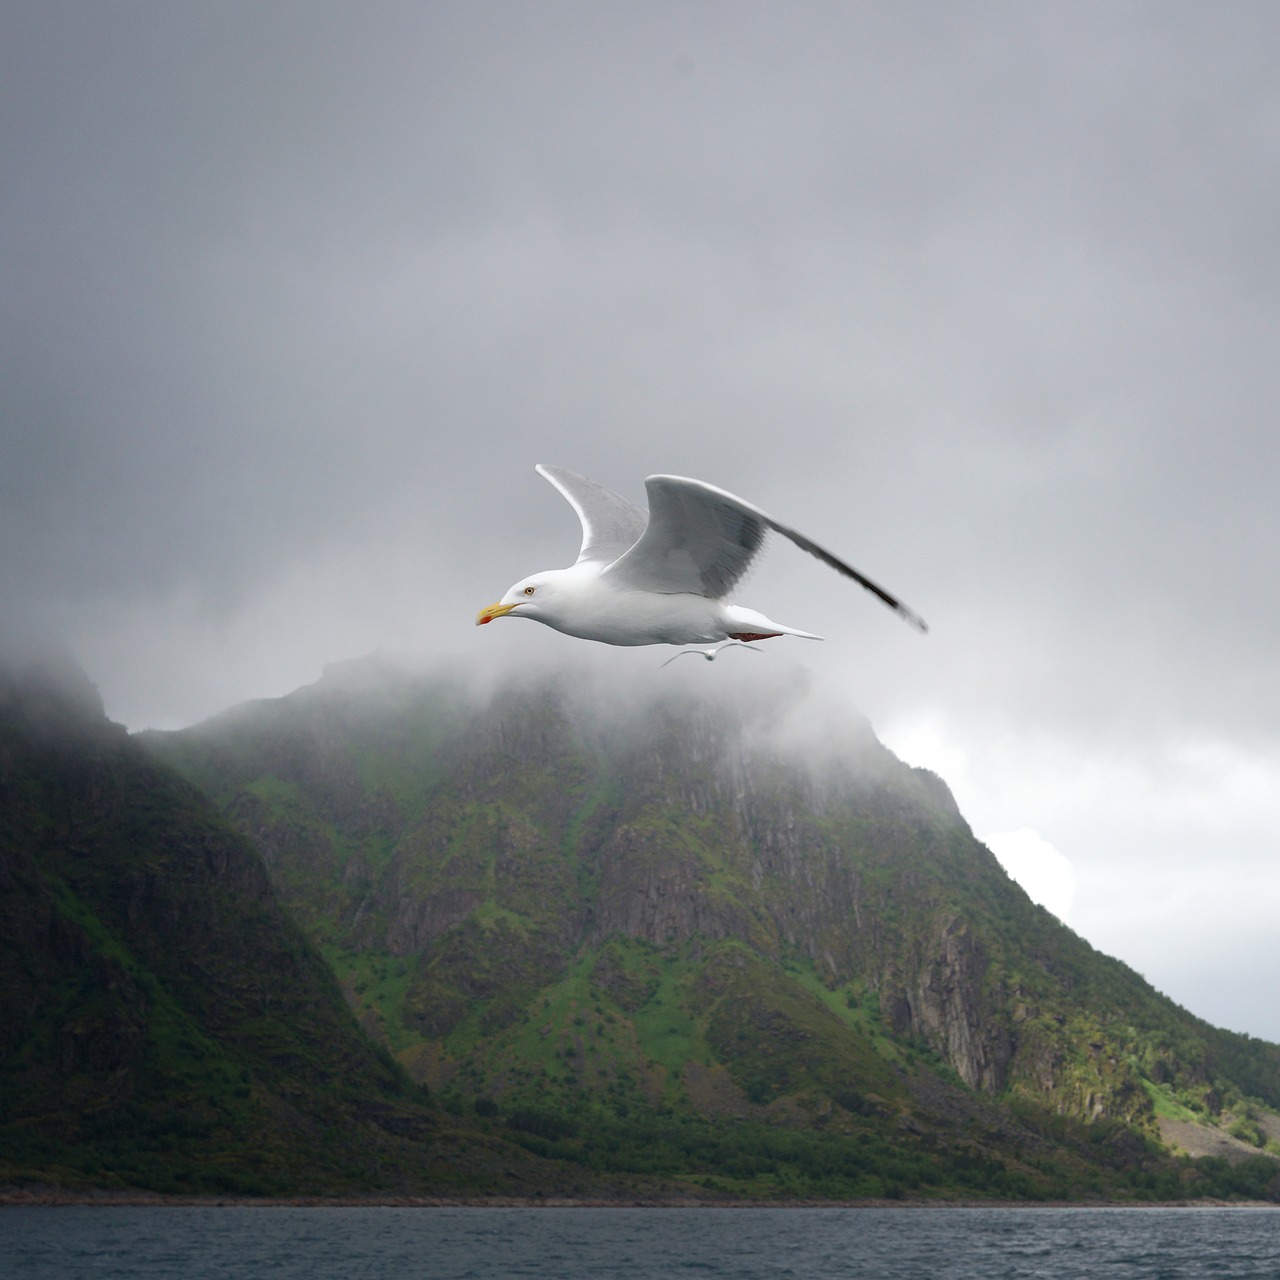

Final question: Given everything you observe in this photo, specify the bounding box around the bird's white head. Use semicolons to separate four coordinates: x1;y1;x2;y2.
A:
475;570;567;629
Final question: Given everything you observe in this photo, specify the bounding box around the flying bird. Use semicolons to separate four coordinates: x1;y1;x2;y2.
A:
660;641;762;667
476;465;927;653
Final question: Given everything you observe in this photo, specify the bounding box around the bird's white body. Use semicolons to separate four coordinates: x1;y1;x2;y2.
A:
476;465;926;651
500;560;819;647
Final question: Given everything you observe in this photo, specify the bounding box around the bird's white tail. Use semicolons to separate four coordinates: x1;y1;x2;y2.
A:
723;606;824;642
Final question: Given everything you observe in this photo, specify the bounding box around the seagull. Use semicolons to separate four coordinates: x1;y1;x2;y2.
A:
476;465;927;651
660;641;761;667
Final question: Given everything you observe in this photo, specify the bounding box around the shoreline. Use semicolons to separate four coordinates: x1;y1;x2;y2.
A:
3;1188;1276;1210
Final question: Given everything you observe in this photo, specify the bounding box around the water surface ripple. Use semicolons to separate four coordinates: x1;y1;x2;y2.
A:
3;1205;1279;1279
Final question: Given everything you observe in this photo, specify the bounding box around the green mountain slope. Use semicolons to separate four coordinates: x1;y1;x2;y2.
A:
141;653;1280;1201
0;657;564;1198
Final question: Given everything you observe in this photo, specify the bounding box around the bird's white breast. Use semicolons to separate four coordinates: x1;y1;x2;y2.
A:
546;565;727;646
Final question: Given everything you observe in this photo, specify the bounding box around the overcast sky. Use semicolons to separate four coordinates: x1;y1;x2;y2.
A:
4;1;1278;1039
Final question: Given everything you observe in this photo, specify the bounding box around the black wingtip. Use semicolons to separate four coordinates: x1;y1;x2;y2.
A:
877;598;928;632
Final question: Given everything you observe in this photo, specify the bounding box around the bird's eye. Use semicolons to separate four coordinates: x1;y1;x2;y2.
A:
523;586;536;595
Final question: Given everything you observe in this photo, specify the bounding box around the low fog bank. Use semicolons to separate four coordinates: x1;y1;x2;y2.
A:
287;644;964;834
0;641;112;731
309;641;905;768
128;639;951;825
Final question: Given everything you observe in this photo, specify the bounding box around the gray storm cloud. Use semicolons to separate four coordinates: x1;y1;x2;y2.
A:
3;0;1278;1036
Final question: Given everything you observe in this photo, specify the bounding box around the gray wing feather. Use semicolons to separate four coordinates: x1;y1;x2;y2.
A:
606;476;767;597
536;464;648;566
608;474;928;632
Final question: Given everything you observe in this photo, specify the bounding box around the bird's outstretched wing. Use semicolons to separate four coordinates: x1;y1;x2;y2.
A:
536;464;648;567
607;474;929;633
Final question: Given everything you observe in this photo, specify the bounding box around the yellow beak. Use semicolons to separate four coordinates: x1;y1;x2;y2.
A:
476;601;517;626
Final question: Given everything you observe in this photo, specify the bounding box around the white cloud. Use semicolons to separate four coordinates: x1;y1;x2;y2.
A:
982;828;1077;924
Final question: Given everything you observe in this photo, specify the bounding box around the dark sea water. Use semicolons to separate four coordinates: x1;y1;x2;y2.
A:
3;1205;1278;1279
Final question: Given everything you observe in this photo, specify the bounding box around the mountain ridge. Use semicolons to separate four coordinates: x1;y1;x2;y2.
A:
139;652;1280;1200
